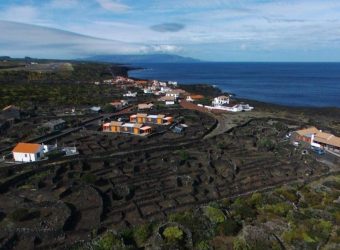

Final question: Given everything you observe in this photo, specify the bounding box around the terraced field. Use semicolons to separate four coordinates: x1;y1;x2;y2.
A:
0;118;333;249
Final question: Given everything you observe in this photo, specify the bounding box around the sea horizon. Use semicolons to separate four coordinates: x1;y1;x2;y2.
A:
129;62;340;108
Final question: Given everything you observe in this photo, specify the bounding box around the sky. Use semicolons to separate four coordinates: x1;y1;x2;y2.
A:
1;0;340;61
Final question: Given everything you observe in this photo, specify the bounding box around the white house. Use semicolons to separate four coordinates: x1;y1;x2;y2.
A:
212;95;230;107
123;91;137;97
143;88;153;94
166;89;187;98
168;81;178;86
166;90;180;99
12;143;44;162
186;96;194;102
90;106;101;113
226;104;254;112
159;96;176;105
160;87;172;93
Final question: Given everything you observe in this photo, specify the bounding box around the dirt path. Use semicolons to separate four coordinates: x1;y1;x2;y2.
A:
203;114;235;139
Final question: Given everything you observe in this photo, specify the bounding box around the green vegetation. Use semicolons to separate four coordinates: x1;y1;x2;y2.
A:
93;231;124;250
0;82;121;108
195;241;211;250
163;226;184;243
203;206;225;224
82;175;340;250
0;62;127;108
133;224;152;247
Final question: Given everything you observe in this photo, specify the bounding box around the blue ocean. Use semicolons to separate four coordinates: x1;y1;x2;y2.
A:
129;63;340;107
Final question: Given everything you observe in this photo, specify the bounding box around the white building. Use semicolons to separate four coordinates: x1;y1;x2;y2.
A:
168;81;178;86
143;88;153;94
212;95;230;107
159;96;176;105
123;91;137;97
166;90;181;99
160;87;172;93
12;143;44;162
226;104;254;112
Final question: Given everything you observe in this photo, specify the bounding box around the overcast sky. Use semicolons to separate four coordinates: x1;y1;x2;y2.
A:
1;0;340;61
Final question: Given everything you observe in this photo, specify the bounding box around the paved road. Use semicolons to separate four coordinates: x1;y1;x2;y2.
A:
179;101;255;140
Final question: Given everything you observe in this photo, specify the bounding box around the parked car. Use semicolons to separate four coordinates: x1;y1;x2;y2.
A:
311;147;325;155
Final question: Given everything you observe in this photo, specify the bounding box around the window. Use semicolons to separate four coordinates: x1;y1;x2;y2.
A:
36;152;40;158
25;154;27;157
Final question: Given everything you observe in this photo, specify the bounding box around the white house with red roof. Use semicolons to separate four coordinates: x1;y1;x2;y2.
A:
12;143;44;162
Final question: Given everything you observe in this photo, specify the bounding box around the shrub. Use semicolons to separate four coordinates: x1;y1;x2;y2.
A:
133;224;151;247
274;187;299;203
233;237;250;250
195;240;211;250
249;192;263;207
312;219;332;241
231;198;257;220
301;189;324;207
169;211;211;243
260;202;292;217
94;232;123;250
282;219;332;245
203;206;225;224
163;226;184;243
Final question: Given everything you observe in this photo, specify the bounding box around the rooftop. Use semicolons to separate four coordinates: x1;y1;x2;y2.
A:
295;127;319;137
314;132;340;148
110;121;123;126
12;143;42;153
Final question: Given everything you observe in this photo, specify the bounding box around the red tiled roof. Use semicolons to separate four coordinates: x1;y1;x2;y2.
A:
12;143;41;153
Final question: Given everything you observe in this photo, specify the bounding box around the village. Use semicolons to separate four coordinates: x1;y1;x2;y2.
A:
1;74;339;165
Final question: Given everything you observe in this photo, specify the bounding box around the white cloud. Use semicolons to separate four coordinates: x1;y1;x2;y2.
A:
96;0;130;12
49;0;80;9
0;5;39;23
143;44;182;53
0;21;146;58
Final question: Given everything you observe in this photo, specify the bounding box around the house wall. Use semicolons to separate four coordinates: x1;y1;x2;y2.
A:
13;148;43;162
137;117;145;123
111;126;117;132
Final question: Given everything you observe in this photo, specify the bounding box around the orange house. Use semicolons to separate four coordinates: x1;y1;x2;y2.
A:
103;121;151;135
130;113;173;125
